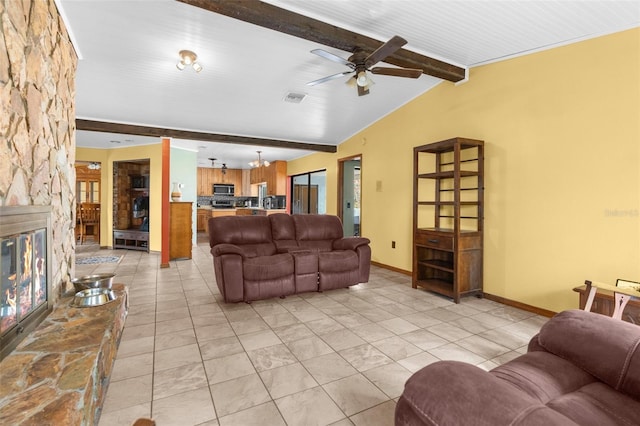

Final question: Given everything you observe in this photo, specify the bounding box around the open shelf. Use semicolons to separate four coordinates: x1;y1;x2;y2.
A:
413;137;484;303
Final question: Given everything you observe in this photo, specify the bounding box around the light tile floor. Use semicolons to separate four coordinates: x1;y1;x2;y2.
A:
75;237;548;426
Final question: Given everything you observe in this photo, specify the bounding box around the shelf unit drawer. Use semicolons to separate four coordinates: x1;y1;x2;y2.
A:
113;231;148;241
415;232;453;251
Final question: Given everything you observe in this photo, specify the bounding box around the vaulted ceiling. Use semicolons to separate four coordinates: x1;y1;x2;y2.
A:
60;0;640;168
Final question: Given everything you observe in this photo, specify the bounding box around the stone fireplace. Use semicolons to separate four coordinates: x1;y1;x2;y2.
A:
1;1;77;297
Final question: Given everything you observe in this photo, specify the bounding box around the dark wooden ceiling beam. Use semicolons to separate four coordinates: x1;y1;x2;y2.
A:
76;119;337;153
178;0;466;82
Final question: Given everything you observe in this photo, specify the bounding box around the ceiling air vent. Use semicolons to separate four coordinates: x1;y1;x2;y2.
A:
283;92;306;104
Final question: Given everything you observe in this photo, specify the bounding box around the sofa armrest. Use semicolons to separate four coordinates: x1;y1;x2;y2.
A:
537;309;640;398
211;243;245;258
396;361;577;426
333;237;370;251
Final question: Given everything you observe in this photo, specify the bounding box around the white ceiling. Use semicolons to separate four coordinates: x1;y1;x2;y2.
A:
61;1;640;169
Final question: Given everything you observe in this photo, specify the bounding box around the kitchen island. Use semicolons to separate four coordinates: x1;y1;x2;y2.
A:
197;207;287;232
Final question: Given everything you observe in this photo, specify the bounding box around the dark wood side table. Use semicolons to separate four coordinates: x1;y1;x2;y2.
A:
573;285;640;324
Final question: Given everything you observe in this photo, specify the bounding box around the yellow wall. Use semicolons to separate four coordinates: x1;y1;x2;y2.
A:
288;28;640;313
76;144;163;251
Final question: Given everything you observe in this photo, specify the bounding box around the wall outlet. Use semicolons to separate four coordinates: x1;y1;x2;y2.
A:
391;241;396;249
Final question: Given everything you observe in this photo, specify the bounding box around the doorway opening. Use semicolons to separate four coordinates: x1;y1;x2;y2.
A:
291;170;326;214
113;159;150;252
338;155;361;237
75;162;102;244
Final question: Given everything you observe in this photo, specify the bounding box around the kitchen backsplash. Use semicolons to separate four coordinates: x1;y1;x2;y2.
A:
196;195;286;209
197;195;258;207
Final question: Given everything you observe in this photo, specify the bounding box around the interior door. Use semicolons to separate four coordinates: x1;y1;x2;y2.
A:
291;171;325;215
339;156;361;236
292;174;309;214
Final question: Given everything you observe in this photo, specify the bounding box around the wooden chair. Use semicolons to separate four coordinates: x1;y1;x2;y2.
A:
583;280;637;320
78;203;100;244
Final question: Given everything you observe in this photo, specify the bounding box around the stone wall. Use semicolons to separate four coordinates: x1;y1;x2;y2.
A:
0;0;78;301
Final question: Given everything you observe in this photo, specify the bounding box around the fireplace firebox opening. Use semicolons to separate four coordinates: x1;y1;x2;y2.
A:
0;206;53;361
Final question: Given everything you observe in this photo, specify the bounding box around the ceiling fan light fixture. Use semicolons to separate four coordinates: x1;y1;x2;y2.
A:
356;71;368;87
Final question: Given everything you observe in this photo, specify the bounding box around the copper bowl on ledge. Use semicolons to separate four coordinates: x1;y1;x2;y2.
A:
71;288;117;307
72;273;115;292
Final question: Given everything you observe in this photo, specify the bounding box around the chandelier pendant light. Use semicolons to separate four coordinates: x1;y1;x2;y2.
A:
248;151;270;168
177;50;203;73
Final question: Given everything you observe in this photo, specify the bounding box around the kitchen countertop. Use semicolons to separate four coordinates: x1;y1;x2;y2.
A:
197;206;286;212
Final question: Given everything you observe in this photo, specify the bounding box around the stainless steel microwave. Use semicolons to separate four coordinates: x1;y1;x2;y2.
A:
213;184;234;196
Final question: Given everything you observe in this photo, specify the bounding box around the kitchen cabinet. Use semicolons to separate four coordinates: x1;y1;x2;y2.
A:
250;165;265;184
197;208;235;234
170;202;192;260
241;169;251;196
197;168;213;196
266;161;287;195
198;168;243;195
249;161;287;195
197;208;209;232
413;137;484;303
211;209;236;218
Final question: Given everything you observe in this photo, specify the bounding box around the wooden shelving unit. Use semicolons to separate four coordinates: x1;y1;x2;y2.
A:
413;137;484;303
113;162;149;252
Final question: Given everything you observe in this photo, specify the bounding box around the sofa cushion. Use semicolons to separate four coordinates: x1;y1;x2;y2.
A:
318;250;358;272
546;382;640;426
243;253;294;281
491;351;597;403
270;213;300;253
209;216;276;257
293;214;343;241
291;251;319;293
398;360;579;426
537;309;640;398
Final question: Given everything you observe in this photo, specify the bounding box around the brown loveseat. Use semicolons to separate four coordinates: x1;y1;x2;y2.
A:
208;214;371;303
395;309;640;425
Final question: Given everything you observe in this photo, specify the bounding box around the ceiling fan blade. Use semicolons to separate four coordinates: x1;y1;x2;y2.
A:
311;49;355;68
357;84;369;96
307;70;353;86
365;35;407;68
371;67;422;78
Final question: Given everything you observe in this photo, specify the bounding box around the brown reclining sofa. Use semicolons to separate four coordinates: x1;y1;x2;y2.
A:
396;309;640;425
208;213;371;303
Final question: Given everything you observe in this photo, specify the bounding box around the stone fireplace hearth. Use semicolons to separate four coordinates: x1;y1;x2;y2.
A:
0;285;128;424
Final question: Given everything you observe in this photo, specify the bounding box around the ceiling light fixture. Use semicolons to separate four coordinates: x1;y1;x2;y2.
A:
248;151;270;168
176;49;203;73
356;71;368;87
209;158;227;174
